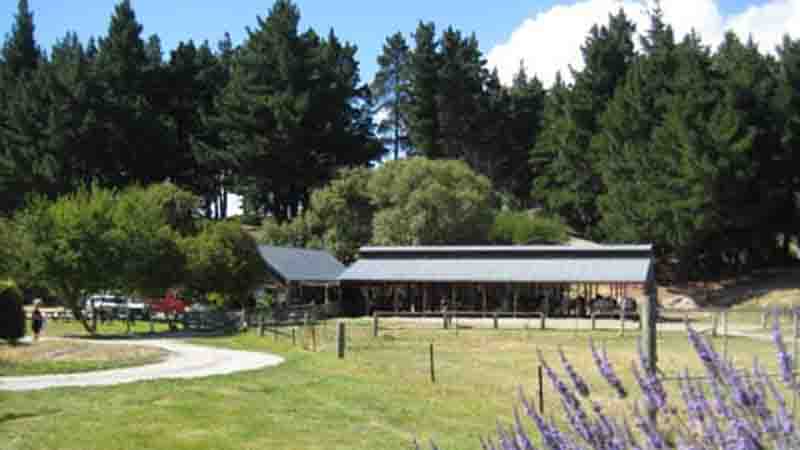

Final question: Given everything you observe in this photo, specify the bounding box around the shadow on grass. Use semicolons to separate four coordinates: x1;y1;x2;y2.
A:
63;329;241;341
0;408;60;425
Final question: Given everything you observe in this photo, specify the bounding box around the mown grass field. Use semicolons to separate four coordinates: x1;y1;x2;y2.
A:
0;318;790;450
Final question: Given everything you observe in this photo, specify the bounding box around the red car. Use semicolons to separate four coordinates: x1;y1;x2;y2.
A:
148;292;190;314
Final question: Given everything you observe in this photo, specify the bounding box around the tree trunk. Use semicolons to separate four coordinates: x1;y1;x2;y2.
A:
67;297;96;335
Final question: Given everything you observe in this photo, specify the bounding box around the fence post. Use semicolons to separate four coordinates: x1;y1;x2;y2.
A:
711;312;718;338
722;310;729;362
619;299;627;337
336;321;346;359
493;312;499;329
642;279;658;373
538;365;544;414
311;325;317;352
793;309;799;417
429;343;436;383
373;313;379;337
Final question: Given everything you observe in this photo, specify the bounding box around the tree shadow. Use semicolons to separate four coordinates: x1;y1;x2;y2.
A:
0;408;60;425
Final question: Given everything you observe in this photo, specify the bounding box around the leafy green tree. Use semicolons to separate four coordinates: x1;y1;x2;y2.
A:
369;158;493;245
259;167;374;263
17;186;121;333
489;211;569;245
17;183;199;334
372;32;411;160
111;184;198;297
182;220;268;308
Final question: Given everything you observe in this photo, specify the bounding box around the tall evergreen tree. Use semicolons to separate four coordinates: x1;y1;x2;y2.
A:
533;9;636;234
372;32;410;160
219;0;380;221
94;0;170;186
404;22;442;158
1;0;41;79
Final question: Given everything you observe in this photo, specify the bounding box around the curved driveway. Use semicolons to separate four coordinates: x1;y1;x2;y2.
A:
0;339;284;392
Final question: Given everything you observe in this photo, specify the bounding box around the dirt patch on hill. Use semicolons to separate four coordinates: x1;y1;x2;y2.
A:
0;340;167;376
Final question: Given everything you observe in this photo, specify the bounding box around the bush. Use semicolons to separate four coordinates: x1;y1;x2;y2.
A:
0;280;26;344
489;211;569;245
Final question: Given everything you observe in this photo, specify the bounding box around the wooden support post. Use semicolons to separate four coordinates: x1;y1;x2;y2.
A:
619;297;626;337
591;312;597;331
482;285;488;318
642;277;658;372
324;285;330;305
543;295;550;330
493;311;499;329
336;321;346;359
513;285;518;318
422;284;428;317
373;313;379;337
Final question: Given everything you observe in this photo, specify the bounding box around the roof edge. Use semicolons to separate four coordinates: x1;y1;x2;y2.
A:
360;244;652;253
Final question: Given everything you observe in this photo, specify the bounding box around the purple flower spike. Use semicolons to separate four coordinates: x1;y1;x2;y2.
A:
590;338;627;398
558;347;590;398
772;309;796;388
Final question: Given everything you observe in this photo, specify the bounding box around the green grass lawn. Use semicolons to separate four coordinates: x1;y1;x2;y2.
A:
0;319;792;450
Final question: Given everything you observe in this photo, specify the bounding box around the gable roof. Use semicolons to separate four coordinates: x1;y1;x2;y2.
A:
257;245;345;284
338;245;653;284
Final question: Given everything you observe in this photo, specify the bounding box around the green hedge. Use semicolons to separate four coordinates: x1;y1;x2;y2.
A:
0;280;26;344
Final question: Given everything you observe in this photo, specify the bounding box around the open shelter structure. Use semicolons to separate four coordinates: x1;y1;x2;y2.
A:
257;245;345;307
338;245;658;368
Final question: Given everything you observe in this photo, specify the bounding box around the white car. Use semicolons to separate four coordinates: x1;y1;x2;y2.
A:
84;295;148;320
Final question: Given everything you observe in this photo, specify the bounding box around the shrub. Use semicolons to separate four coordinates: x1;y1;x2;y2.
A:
431;310;800;449
0;280;26;344
489;211;569;245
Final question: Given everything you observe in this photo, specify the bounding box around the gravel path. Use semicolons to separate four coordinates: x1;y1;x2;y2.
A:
0;339;284;392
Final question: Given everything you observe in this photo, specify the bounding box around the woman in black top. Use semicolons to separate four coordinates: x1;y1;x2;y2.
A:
31;306;44;341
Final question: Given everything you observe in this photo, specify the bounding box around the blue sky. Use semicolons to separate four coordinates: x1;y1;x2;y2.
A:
0;0;773;84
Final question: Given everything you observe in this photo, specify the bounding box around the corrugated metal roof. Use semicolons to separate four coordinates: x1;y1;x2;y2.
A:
338;245;652;283
258;246;345;283
360;245;651;253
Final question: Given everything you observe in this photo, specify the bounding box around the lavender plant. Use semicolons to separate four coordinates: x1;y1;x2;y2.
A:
436;312;800;450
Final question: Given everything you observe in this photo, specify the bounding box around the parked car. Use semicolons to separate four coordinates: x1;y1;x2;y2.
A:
84;295;149;320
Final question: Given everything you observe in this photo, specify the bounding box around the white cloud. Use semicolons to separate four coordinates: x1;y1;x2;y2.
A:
488;0;800;87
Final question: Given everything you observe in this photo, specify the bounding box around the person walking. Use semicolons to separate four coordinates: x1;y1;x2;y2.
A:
31;305;44;342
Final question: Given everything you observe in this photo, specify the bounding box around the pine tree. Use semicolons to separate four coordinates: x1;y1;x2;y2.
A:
404;22;442;158
220;0;380;221
94;0;169;186
533;9;636;234
372;32;410;160
1;0;41;79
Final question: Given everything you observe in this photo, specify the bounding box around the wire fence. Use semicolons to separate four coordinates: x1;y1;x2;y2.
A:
256;306;800;420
